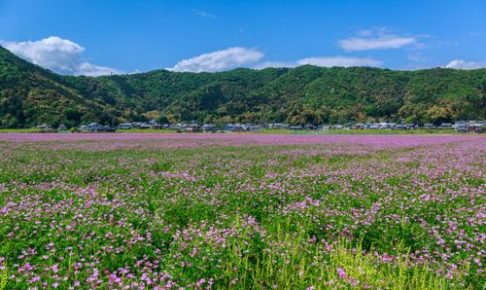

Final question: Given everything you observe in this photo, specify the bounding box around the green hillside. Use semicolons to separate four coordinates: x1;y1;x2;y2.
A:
1;45;486;128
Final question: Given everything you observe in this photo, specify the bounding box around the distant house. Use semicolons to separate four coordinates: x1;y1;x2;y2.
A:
454;121;467;132
117;123;134;130
78;125;89;132
139;122;152;129
333;124;344;129
103;125;116;132
304;124;317;130
185;123;200;132
170;123;184;130
149;120;161;129
88;122;105;132
268;123;289;129
379;122;391;129
79;122;116;133
234;124;247;132
467;121;486;133
36;124;56;133
289;125;304;130
248;125;262;132
453;120;486;133
224;123;246;132
202;124;217;133
394;124;409;130
57;124;68;132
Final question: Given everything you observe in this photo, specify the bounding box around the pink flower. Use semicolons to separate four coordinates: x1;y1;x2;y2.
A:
51;264;59;273
196;278;206;287
109;273;121;284
29;276;41;283
381;253;393;263
19;262;34;272
337;267;347;279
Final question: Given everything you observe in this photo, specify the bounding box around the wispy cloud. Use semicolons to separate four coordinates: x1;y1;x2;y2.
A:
253;61;297;69
255;56;381;69
1;36;121;76
193;9;216;20
339;28;419;51
444;59;485;70
296;56;381;67
169;47;264;72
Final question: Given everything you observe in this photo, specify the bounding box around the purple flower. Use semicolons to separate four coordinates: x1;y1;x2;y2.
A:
337;267;347;279
51;264;59;273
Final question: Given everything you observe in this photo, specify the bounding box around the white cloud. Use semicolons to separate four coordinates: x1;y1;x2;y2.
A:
339;28;418;51
76;62;122;77
193;9;216;19
1;36;121;76
340;35;417;51
444;59;485;70
253;61;298;69
169;47;264;72
297;56;381;67
254;56;381;69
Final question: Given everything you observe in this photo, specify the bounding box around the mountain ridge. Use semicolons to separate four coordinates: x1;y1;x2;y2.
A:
1;45;486;128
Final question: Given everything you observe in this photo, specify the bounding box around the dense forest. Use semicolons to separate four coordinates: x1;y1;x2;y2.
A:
1;45;486;128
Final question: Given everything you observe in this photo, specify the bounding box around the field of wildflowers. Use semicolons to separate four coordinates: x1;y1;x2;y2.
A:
0;133;484;289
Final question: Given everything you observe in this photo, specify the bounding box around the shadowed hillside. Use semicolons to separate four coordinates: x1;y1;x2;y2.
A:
1;45;486;128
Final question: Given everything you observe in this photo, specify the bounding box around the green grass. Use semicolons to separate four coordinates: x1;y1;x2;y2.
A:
0;138;483;289
290;128;458;135
0;128;39;133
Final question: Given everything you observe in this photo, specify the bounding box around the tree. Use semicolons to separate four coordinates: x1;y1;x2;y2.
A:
144;110;161;121
425;105;452;125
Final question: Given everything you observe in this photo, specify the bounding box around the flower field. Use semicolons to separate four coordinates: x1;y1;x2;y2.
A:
0;133;485;289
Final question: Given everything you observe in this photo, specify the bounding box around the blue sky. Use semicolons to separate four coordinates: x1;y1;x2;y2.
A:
1;0;485;75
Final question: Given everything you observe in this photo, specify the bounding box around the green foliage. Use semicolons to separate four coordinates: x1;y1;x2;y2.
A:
2;45;486;128
0;265;7;290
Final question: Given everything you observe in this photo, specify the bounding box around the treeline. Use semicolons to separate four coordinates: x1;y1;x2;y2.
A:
1;45;486;128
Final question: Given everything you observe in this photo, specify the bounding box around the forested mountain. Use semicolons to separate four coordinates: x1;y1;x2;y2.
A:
1;45;486;128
